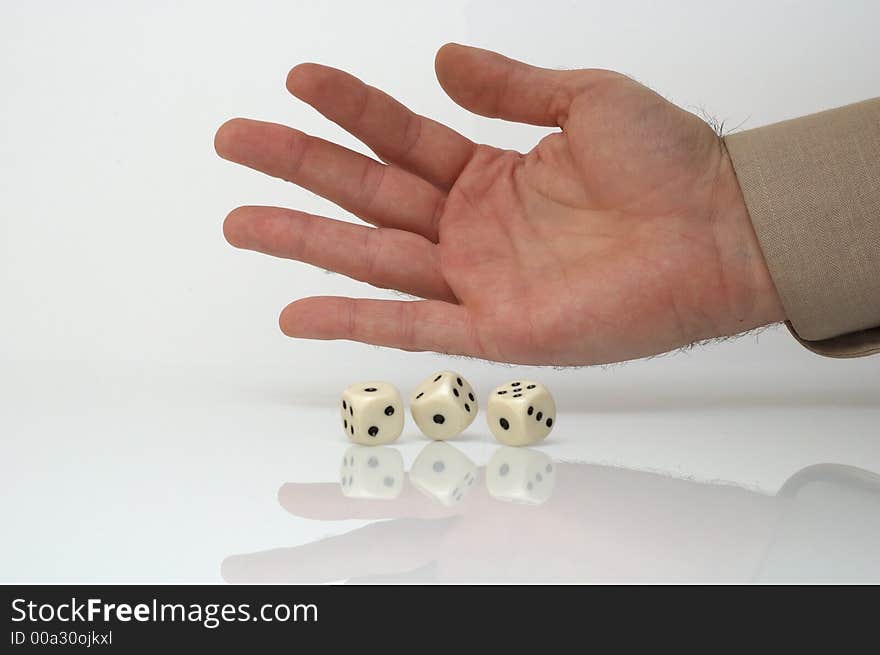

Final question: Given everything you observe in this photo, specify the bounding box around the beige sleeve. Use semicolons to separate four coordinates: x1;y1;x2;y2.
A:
724;98;880;357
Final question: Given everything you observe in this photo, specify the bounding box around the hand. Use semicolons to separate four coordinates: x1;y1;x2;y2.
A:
215;43;785;365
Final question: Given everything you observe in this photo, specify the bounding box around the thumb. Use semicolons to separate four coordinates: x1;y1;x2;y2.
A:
434;43;594;127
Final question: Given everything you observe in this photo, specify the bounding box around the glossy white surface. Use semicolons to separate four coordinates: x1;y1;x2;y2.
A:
2;347;879;583
2;1;879;583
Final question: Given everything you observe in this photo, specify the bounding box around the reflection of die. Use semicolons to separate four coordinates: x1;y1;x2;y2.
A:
409;370;478;440
409;442;478;506
486;447;555;505
339;445;404;499
487;380;556;446
340;381;404;445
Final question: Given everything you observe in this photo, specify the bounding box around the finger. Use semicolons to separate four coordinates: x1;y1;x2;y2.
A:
278;482;459;520
224;206;455;302
435;43;605;127
286;63;476;190
215;118;445;241
279;297;479;356
221;518;454;583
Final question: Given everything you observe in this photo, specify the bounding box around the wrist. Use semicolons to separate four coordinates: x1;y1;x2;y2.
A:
713;143;787;334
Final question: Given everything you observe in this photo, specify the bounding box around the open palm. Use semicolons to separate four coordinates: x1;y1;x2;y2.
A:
216;43;783;365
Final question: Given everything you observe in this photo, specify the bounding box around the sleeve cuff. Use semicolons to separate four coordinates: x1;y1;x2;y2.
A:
724;98;880;355
785;322;880;358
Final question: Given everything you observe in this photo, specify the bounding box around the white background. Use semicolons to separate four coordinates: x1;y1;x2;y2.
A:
1;0;879;582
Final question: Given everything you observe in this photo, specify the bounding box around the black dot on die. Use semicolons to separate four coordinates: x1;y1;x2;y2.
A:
415;392;424;399
498;390;507;395
546;418;553;428
342;400;347;410
511;382;521;387
368;426;379;437
350;425;354;435
433;375;442;382
344;419;348;428
384;405;395;416
527;406;534;415
364;387;377;392
464;403;470;412
456;377;463;386
499;418;510;430
513;393;522;398
349;406;353;416
536;411;543;421
468;392;474;401
433;414;445;424
526;384;536;389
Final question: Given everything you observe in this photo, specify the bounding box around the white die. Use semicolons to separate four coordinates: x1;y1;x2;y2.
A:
340;381;404;445
409;370;478;440
486;380;556;446
339;445;404;499
408;442;478;506
486;447;556;505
